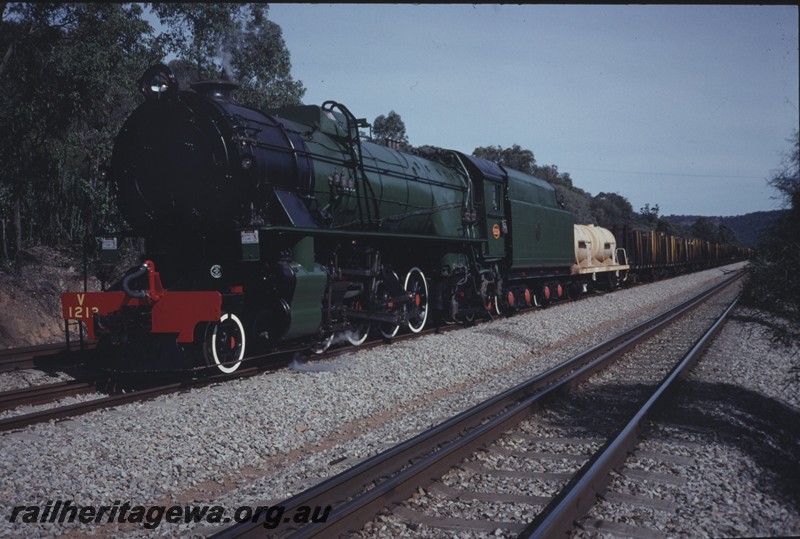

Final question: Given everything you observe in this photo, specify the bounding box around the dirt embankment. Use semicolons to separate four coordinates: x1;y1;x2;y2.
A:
0;247;102;349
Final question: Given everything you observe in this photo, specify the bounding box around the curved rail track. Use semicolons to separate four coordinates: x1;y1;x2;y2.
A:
209;270;743;538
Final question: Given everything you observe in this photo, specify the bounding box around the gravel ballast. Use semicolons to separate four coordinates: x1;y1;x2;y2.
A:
575;304;800;539
3;262;796;538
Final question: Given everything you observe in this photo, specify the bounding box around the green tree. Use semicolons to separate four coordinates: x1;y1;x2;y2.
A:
656;217;682;236
473;144;535;174
591;192;635;226
372;111;408;144
716;223;739;246
151;3;305;109
150;3;241;79
531;163;574;189
639;203;660;228
0;3;159;259
689;217;718;242
555;186;594;223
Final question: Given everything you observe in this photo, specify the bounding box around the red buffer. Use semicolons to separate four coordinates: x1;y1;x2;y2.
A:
61;260;222;343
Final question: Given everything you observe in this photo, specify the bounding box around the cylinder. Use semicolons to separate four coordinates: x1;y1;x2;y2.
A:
574;224;618;266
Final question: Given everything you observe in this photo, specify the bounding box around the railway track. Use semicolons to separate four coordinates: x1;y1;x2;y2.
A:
0;379;98;413
209;270;743;538
0;305;465;431
0;317;458;432
0;340;95;372
0;350;296;432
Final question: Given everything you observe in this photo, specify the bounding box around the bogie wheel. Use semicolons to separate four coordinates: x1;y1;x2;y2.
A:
404;267;429;333
607;272;620;290
204;313;246;374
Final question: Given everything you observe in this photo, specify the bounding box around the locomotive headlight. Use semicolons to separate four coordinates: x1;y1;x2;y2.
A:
138;64;178;100
241;155;254;170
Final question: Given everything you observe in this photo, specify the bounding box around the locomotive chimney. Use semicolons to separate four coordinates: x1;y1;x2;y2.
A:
190;79;239;102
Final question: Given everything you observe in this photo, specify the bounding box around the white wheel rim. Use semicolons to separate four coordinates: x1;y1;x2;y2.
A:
380;323;400;339
347;324;370;346
210;313;245;374
404;267;428;333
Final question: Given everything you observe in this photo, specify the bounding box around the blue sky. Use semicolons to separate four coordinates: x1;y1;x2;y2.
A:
264;4;798;218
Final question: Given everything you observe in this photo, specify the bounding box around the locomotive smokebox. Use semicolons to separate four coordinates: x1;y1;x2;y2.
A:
112;65;247;234
111;64;314;236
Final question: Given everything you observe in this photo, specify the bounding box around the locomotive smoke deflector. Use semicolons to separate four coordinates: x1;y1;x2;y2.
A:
138;64;178;100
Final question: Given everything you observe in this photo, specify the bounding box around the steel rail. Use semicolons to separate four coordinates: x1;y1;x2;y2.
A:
0;379;98;412
0;380;200;432
0;323;451;433
0;359;287;433
520;295;740;538
210;271;743;538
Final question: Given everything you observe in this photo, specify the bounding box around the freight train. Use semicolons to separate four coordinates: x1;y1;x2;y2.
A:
61;64;748;374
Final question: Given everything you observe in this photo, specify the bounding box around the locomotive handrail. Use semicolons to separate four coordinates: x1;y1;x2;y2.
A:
449;150;476;239
322;100;381;228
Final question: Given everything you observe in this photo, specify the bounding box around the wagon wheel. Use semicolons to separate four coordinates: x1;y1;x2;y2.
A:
203;313;246;374
606;271;620;289
404;267;429;333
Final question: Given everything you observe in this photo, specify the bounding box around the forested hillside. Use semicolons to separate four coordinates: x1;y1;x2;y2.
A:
0;3;304;263
664;211;785;248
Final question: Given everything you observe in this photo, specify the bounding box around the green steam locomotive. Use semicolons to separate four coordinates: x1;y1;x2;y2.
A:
62;64;740;374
